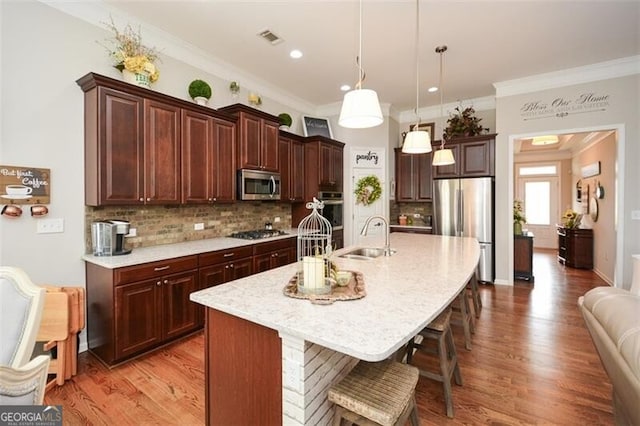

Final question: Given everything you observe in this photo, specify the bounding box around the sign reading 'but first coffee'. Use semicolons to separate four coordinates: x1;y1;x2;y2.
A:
0;164;51;204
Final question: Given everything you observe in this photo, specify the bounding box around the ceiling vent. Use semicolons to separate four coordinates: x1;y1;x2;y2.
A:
258;29;283;45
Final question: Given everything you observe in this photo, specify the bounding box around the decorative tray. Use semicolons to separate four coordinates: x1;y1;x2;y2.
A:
283;270;366;304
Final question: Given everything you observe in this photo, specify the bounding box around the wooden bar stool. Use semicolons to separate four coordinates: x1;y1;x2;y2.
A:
406;308;462;418
328;359;420;426
451;285;474;350
466;271;482;319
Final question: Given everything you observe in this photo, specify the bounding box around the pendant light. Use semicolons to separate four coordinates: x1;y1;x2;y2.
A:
401;0;431;154
432;45;455;166
338;0;383;129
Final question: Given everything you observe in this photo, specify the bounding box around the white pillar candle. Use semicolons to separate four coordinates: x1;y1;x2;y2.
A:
303;256;325;289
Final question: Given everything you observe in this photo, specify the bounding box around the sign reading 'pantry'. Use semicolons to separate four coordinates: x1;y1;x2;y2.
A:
0;164;51;204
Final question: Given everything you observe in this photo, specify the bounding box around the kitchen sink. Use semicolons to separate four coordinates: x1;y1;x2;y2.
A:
338;247;396;260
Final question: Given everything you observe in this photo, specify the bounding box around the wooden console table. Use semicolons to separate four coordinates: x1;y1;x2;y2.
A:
514;232;534;281
556;226;593;269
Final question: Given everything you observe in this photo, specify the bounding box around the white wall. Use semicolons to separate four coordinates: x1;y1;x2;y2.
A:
495;74;639;288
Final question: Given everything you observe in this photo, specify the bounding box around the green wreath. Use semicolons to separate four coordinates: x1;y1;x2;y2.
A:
355;175;382;205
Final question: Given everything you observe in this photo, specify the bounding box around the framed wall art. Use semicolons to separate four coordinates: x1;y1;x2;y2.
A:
302;116;333;138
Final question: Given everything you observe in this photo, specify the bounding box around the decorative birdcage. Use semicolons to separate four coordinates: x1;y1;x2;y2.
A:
297;198;333;295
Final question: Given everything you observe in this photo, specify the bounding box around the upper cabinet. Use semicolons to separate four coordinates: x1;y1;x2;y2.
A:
279;131;305;202
219;104;280;173
432;134;496;179
182;110;236;203
77;72;237;206
394;148;433;202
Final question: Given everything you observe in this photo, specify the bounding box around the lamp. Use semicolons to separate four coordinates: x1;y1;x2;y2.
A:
432;45;455;166
338;0;383;129
531;135;559;146
402;0;431;154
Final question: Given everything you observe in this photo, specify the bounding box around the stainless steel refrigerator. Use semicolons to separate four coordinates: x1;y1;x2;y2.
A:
433;177;494;282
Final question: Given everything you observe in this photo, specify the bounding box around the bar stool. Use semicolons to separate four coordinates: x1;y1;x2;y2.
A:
467;271;482;319
451;286;474;350
406;308;462;418
328;359;420;426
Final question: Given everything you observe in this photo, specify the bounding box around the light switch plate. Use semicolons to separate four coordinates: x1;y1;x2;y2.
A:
194;223;205;230
36;218;64;234
632;210;640;220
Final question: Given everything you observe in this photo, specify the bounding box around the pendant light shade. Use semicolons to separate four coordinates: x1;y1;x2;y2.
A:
402;0;431;153
339;89;383;128
402;131;432;154
432;147;455;166
338;0;383;129
432;45;455;166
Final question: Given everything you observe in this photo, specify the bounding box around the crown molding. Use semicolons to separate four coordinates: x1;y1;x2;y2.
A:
397;96;495;124
494;56;640;98
40;0;317;114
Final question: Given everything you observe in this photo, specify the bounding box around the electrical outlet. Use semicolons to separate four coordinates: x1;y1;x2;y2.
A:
194;223;205;231
126;228;137;237
274;217;281;223
632;210;640;220
36;218;64;234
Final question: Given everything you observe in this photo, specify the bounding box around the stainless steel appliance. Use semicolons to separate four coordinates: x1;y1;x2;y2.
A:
318;191;343;230
91;219;132;256
238;169;281;201
433;177;494;282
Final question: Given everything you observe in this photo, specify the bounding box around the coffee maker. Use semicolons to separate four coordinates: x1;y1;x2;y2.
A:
91;219;132;256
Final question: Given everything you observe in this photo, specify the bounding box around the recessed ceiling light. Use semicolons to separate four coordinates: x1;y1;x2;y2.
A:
428;86;438;93
290;49;303;59
531;135;559;146
340;84;351;91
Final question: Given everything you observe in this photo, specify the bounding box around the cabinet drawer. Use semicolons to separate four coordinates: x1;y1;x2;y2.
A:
253;238;294;255
115;256;198;285
199;246;254;267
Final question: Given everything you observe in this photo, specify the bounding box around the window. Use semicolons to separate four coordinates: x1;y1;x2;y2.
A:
519;165;557;176
524;181;551;225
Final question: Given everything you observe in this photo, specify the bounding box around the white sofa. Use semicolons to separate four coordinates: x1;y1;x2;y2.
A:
578;287;640;425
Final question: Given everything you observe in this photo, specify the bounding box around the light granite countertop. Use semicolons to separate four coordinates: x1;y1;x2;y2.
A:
82;228;299;269
190;233;480;362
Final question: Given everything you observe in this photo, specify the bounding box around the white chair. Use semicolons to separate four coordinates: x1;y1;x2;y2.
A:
0;266;51;405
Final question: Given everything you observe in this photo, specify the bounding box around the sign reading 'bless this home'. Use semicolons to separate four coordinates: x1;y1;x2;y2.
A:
519;92;610;121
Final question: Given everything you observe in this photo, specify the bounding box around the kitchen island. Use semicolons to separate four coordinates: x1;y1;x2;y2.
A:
190;233;480;425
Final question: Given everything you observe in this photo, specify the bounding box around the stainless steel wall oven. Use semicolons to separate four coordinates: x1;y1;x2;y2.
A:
318;191;343;230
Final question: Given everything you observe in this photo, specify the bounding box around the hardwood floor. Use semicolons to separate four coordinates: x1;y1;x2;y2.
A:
45;249;613;425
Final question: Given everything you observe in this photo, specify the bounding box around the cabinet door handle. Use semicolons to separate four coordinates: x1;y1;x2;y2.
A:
139;198;144;202
163;279;169;284
223;253;234;257
225;265;229;269
146;197;151;202
156;281;162;286
154;266;170;272
274;253;279;257
229;264;234;268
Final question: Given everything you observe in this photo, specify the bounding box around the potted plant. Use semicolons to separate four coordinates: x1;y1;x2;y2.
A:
188;79;212;105
278;113;292;130
513;200;526;235
444;106;488;139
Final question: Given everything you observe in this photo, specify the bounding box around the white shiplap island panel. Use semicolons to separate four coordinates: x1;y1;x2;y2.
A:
191;233;480;425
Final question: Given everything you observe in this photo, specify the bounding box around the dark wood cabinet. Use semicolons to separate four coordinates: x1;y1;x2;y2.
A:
182;110;236;203
514;232;534;281
279;133;305;202
219;104;280;172
557;226;593;269
86;255;199;365
332;229;344;250
432;134;496;179
77;72;236;207
320;141;344;191
394;148;433;202
144;99;182;204
390;226;432;235
253;239;296;273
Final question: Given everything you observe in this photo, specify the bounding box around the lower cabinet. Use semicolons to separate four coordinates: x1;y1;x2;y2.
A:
253;239;296;273
514;233;534;281
557;226;593;269
86;255;199;366
390;226;432;235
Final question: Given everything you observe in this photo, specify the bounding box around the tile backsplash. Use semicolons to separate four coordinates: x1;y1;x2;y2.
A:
85;203;292;253
390;201;433;225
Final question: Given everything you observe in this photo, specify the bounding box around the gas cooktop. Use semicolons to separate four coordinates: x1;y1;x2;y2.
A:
229;229;289;240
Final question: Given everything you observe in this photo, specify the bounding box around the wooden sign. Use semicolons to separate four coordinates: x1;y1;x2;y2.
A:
0;165;51;204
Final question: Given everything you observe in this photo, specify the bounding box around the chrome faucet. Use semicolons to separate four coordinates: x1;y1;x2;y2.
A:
360;215;393;256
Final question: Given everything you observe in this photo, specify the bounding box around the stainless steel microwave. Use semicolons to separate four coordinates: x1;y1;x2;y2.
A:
238;169;281;200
